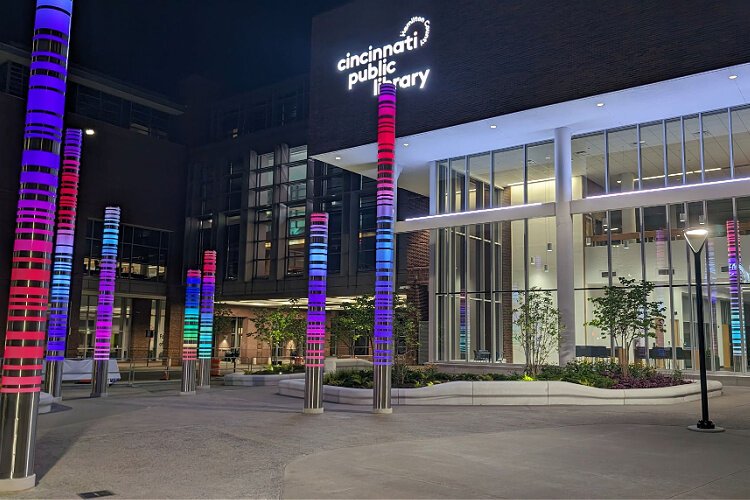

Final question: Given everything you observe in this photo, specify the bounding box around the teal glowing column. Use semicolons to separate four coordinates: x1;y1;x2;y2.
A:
180;269;201;394
197;250;216;388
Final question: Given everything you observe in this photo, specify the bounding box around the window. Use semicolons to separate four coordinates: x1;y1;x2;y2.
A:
257;153;274;169
358;196;376;270
253;210;273;278
225;217;240;280
286;205;306;276
289;146;308;163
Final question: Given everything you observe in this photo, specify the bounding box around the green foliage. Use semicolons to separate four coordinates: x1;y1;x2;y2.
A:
585;277;666;373
323;366;522;388
247;364;304;375
330;294;419;365
248;299;306;363
213;302;235;336
513;288;562;376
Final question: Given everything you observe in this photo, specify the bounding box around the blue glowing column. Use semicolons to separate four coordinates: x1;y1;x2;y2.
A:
0;0;73;491
43;128;83;400
91;207;121;398
373;83;396;413
303;213;328;414
180;269;201;394
726;220;744;365
197;250;216;388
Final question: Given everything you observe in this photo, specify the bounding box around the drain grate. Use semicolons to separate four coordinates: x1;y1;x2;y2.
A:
78;491;115;499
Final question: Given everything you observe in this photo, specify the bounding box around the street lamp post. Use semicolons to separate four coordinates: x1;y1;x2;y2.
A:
684;228;724;433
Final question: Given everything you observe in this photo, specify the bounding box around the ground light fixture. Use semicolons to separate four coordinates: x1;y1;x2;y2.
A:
684;227;724;432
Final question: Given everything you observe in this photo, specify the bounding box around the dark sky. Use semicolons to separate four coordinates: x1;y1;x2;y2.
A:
0;0;348;100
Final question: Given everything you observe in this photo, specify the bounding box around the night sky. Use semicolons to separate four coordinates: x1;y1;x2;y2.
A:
0;0;348;100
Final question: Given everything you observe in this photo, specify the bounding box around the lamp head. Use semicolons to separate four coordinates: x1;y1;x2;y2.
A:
684;228;709;254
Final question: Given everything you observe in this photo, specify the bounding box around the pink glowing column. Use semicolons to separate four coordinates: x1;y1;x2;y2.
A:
726;220;743;361
303;213;329;414
373;82;396;413
91;206;121;398
44;128;83;400
0;0;74;490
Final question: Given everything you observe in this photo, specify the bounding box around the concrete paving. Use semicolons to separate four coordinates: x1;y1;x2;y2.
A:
6;380;750;499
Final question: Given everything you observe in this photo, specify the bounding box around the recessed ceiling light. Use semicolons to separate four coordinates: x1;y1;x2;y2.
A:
596;102;605;107
490;124;497;129
84;128;96;136
403;143;409;147
334;156;341;160
729;74;738;80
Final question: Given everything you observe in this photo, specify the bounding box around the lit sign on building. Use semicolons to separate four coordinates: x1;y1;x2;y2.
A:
337;16;431;95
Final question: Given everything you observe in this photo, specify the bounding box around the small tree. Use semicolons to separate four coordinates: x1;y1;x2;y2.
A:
213;301;235;356
513;288;562;376
392;294;420;386
330;295;374;356
586;277;665;375
249;300;306;364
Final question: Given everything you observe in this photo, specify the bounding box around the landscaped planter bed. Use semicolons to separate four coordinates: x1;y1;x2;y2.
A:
277;379;722;406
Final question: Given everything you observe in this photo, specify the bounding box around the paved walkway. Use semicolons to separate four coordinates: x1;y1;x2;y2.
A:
7;381;750;498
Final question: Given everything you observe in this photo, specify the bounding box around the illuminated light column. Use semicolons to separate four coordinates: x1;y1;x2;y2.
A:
90;207;121;398
180;270;201;395
303;213;329;414
43;128;83;401
0;0;73;491
373;83;396;413
197;250;216;388
726;220;743;363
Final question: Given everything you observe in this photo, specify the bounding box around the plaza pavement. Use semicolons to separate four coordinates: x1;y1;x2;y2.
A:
6;380;750;499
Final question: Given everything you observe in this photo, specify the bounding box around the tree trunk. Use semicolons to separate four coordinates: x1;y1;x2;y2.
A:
619;345;629;377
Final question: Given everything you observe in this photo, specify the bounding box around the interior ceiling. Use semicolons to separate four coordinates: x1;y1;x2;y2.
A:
313;62;750;197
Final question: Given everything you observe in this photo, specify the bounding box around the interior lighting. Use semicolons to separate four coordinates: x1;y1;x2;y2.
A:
403;143;409;147
334;156;341;160
596;102;605;107
490;124;497;129
729;74;738;80
547;243;553;252
84;128;95;136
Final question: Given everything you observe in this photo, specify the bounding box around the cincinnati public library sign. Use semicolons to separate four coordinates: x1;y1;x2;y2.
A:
337;16;431;95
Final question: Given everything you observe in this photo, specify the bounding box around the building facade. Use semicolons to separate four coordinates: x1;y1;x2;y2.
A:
308;0;750;373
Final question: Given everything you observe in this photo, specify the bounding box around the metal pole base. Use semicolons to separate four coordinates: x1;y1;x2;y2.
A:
688;422;725;433
43;360;64;400
0;392;39;488
90;360;109;398
373;364;392;414
196;359;210;389
181;360;196;394
0;474;36;492
303;366;323;414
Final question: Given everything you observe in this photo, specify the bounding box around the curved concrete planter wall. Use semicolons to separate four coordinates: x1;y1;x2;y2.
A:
224;372;304;387
277;379;722;406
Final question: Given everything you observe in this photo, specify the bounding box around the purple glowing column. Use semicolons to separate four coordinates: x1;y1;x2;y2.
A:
0;0;73;490
197;250;216;388
303;213;328;414
91;207;121;398
43;128;83;400
373;83;396;413
180;269;201;394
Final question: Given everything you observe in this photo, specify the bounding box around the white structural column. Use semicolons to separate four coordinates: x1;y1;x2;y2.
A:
554;127;576;365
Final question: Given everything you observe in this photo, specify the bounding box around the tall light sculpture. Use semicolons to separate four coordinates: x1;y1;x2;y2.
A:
726;220;743;364
0;0;73;491
197;250;216;388
373;83;396;413
303;213;329;414
44;128;83;400
90;207;121;398
684;228;723;432
180;269;201;395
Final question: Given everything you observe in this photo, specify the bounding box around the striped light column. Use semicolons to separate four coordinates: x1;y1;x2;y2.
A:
43;128;83;400
726;220;743;361
197;250;216;388
180;269;201;395
303;213;329;414
373;82;396;413
0;0;73;491
90;207;121;398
